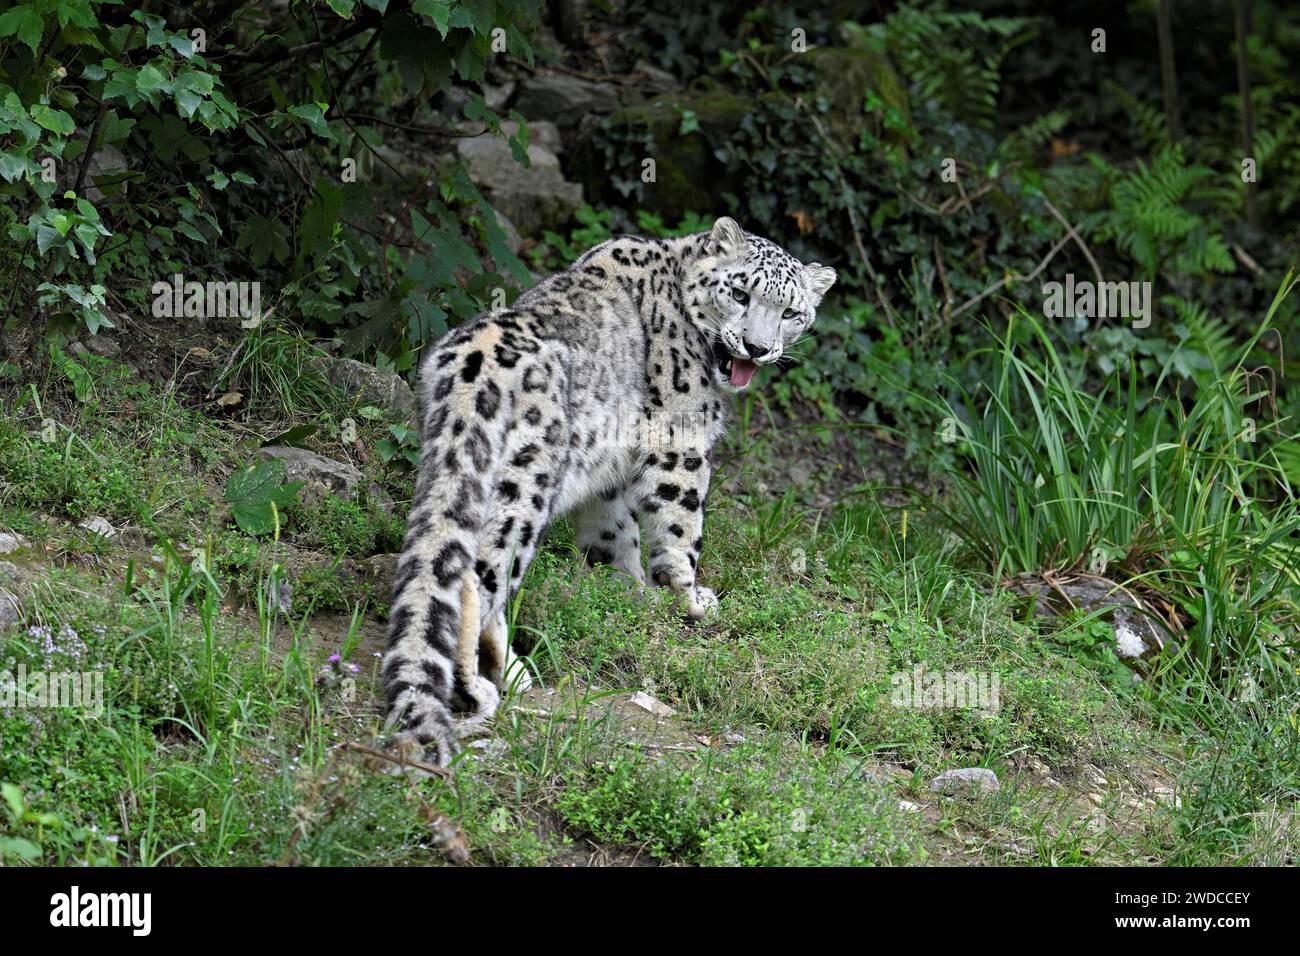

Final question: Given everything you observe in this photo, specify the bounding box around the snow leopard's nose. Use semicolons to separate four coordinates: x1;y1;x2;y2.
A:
742;337;777;361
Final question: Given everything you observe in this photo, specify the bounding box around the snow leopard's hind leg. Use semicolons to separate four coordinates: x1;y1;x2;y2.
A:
382;369;504;763
574;488;646;585
470;435;569;698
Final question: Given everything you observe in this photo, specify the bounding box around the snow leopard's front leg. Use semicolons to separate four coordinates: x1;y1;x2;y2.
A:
631;450;716;619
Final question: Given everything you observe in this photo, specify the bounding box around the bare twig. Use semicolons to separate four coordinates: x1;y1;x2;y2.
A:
75;1;152;195
250;118;421;251
950;228;1075;320
933;235;953;324
339;113;482;138
799;101;900;326
341;741;454;780
1042;197;1105;285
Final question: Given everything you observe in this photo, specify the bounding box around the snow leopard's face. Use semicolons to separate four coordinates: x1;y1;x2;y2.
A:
686;218;836;393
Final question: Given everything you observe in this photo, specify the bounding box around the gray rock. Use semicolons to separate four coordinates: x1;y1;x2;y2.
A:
77;516;117;539
1007;572;1166;659
455;137;582;235
0;589;18;628
514;74;619;131
258;446;363;504
0;532;29;555
369;144;431;184
269;578;293;616
85;145;128;202
365;553;400;586
83;334;123;358
439;85;472;120
308;355;415;421
929;767;1000;797
483;80;516;112
631;60;679;94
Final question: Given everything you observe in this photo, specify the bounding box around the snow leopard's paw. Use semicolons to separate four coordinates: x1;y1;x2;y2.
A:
685;584;719;621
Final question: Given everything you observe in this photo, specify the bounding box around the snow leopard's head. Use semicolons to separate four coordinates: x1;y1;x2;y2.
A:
685;217;836;393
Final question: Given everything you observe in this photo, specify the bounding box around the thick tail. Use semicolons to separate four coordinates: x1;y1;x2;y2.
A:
382;408;501;763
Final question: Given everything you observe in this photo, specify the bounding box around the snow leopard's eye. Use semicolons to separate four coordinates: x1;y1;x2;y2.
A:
782;308;798;320
730;286;749;305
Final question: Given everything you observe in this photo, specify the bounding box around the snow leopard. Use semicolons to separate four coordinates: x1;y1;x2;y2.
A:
382;217;836;763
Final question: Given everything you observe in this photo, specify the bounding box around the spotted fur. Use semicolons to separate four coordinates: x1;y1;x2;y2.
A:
382;217;835;762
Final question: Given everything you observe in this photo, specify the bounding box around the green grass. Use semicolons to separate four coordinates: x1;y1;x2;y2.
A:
919;274;1300;702
210;322;334;420
1;336;1297;867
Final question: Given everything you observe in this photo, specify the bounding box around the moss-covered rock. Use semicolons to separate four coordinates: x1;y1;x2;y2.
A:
570;84;752;222
801;46;909;144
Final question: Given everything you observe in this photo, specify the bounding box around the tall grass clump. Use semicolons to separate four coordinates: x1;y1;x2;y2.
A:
926;271;1300;696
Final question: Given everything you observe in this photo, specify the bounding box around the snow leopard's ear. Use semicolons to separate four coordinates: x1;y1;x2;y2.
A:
805;263;837;304
709;217;748;257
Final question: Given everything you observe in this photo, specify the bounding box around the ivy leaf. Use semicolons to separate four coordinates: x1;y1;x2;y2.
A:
0;4;43;56
413;0;452;37
0;152;29;182
135;63;168;96
463;0;495;33
462;92;500;133
506;111;530;166
264;423;318;448
35;223;64;253
224;458;304;535
50;344;93;401
288;103;334;140
103;67;141;105
29;104;75;135
236;215;291;266
174;89;200;117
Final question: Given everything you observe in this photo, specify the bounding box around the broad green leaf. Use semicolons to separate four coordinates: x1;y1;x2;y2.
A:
1;782;24;819
414;0;452;36
224;459;304;535
0;4;43;55
136;63;167;96
288;103;333;140
29;104;75;135
0;152;29;182
0;837;40;861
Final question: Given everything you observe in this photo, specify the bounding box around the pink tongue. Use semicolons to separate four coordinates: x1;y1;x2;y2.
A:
730;358;758;388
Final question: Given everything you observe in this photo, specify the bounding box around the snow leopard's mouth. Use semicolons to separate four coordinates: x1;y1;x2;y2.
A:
711;341;758;389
